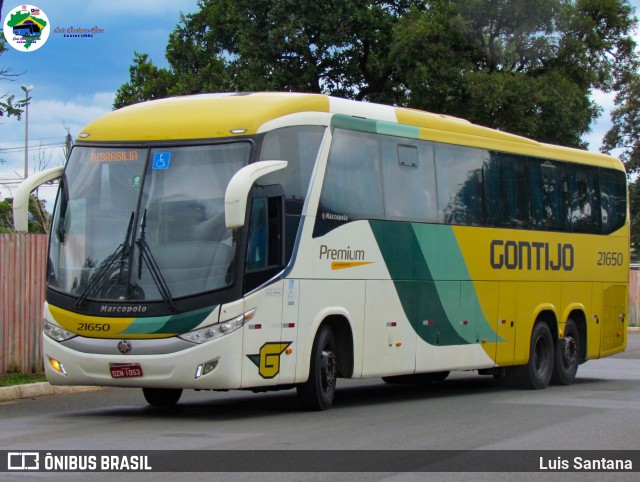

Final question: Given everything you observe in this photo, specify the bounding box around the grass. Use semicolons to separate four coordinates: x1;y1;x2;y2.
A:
0;372;47;387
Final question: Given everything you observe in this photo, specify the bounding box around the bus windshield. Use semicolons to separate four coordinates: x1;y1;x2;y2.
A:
48;143;250;302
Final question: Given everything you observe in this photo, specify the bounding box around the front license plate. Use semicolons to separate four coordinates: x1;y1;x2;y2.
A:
110;364;143;379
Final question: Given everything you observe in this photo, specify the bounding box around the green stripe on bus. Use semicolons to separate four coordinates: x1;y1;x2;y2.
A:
331;115;378;133
152;306;216;335
120;306;216;335
331;114;420;139
370;221;500;346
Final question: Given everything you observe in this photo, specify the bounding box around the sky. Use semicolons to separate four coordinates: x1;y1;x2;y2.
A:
0;0;200;206
0;0;639;210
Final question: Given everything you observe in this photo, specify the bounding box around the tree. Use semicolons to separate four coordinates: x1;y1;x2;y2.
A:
602;72;640;249
0;36;26;120
0;195;50;234
391;0;637;147
114;1;637;152
114;0;419;108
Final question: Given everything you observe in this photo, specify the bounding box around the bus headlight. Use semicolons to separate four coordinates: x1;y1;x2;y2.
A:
179;308;256;344
44;321;77;342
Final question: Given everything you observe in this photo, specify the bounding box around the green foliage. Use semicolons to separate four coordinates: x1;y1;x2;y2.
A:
602;72;640;249
392;0;636;147
0;371;47;386
114;0;419;108
603;73;640;173
115;1;637;147
0;196;51;234
0;37;27;119
113;52;175;108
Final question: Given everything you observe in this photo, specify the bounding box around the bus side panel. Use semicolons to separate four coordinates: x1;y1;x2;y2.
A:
559;281;591;340
413;280;496;373
240;281;285;388
361;280;416;377
514;281;561;365
279;278;301;384
600;283;628;357
588;282;603;359
296;279;365;383
461;281;499;362
496;281;518;367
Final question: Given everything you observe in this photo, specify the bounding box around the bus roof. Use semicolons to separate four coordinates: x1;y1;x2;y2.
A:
77;92;623;171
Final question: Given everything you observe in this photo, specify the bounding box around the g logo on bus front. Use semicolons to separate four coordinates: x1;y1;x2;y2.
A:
247;342;292;379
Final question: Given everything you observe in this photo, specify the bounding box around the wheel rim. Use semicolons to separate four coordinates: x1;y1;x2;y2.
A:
320;349;337;394
561;335;578;369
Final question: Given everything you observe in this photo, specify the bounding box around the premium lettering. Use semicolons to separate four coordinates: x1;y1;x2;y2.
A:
319;244;365;261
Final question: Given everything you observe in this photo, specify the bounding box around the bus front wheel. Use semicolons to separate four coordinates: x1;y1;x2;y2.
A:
297;325;337;411
142;388;183;407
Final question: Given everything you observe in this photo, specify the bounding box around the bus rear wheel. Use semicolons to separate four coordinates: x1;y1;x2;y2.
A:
550;319;579;385
297;325;337;411
504;321;554;389
142;388;182;407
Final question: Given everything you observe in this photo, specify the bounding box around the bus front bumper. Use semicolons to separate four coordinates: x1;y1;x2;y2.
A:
42;330;243;390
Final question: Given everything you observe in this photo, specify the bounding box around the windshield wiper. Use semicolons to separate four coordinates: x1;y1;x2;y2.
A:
136;209;177;313
75;212;135;308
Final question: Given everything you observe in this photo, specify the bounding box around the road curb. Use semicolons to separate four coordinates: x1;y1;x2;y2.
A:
0;382;102;402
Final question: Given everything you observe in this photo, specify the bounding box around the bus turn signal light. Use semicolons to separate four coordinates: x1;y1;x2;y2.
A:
48;356;67;376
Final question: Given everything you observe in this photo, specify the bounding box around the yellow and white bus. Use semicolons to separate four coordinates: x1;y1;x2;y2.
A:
14;92;628;410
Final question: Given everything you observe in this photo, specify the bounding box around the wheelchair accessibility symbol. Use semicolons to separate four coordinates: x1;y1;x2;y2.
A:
152;152;171;170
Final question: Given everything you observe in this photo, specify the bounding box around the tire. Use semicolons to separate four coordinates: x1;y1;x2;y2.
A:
297;325;337;411
509;321;554;389
142;388;183;407
382;371;449;385
550;319;580;385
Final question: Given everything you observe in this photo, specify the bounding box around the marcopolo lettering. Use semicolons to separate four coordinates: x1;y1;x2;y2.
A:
100;305;147;314
319;244;365;261
490;240;574;271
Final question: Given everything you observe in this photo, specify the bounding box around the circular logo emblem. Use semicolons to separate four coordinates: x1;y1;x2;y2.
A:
117;340;132;354
3;5;50;52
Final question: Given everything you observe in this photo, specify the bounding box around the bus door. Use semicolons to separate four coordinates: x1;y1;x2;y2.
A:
240;185;294;387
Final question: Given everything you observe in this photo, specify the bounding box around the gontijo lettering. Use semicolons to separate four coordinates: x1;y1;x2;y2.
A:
490;240;574;271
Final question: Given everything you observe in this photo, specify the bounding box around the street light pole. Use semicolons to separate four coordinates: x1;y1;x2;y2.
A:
21;85;33;179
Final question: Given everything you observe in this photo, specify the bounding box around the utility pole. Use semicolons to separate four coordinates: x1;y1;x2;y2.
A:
21;85;33;179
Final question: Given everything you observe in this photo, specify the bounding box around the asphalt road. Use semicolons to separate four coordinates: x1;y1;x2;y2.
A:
1;332;639;481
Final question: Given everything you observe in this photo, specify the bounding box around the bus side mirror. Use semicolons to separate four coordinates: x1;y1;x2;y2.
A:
225;160;288;229
13;166;64;233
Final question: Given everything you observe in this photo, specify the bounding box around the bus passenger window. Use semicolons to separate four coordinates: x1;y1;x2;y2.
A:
529;160;569;231
600;168;627;234
569;166;600;233
484;153;530;228
381;139;437;223
435;143;485;226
